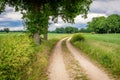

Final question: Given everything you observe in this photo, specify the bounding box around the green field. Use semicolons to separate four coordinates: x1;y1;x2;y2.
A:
0;33;71;80
1;33;120;79
71;33;120;79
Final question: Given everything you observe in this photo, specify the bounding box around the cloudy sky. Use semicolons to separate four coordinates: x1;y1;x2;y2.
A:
0;0;120;31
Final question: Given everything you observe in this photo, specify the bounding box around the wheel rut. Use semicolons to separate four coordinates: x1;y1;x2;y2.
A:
48;37;113;80
66;38;112;80
48;38;70;80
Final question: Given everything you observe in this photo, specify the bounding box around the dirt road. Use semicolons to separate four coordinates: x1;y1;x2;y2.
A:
66;38;112;80
48;38;112;80
48;38;70;80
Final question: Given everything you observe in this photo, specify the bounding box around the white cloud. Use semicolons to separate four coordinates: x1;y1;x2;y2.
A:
74;13;107;24
0;26;24;31
3;12;22;21
48;12;107;31
90;0;120;15
0;6;23;21
9;26;24;31
0;6;24;31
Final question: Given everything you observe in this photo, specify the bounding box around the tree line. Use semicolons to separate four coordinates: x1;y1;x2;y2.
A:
0;28;26;33
87;14;120;33
1;28;10;33
50;26;92;33
52;26;79;33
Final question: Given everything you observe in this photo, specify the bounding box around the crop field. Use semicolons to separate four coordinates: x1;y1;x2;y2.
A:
0;33;71;80
71;33;120;79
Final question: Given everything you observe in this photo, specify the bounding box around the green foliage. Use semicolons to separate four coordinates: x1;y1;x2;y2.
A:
79;28;92;33
1;1;92;31
106;14;120;33
0;33;71;80
4;28;10;33
71;33;85;43
0;0;92;44
27;39;59;80
87;16;107;33
23;4;50;35
54;26;79;33
72;27;79;33
55;27;65;33
71;33;120;79
0;35;35;80
65;26;74;33
87;14;120;33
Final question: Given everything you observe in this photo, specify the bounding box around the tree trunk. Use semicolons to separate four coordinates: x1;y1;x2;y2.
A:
44;33;48;40
33;32;40;45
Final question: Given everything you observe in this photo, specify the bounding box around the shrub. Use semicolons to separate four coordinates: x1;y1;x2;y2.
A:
71;33;85;43
91;32;95;34
0;35;35;80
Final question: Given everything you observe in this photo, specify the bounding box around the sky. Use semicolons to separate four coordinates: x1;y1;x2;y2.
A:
0;0;120;31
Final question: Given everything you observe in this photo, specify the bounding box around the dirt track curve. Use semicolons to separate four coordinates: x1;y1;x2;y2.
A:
66;38;112;80
48;37;112;80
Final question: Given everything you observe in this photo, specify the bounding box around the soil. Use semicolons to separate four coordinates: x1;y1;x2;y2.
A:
66;38;112;80
48;37;113;80
48;38;70;80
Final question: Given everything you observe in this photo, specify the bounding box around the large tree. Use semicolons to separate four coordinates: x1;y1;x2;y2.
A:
106;14;120;33
0;0;92;44
87;16;107;33
87;14;120;33
4;28;10;33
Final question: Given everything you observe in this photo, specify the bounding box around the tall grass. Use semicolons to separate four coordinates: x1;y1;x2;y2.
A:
0;33;71;80
27;39;59;80
71;33;120;79
0;35;35;80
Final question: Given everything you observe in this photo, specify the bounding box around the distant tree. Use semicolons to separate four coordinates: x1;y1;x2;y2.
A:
0;29;4;32
55;27;65;33
54;26;79;33
65;26;73;33
72;27;79;33
79;28;85;32
79;28;92;33
106;14;120;33
4;28;10;33
87;16;107;33
87;14;120;33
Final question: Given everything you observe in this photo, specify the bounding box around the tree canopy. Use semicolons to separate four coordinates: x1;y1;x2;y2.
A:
4;28;10;33
87;14;120;33
0;0;92;44
0;0;92;21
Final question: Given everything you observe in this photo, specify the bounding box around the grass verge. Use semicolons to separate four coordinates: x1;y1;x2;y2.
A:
27;39;59;80
71;33;120;80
